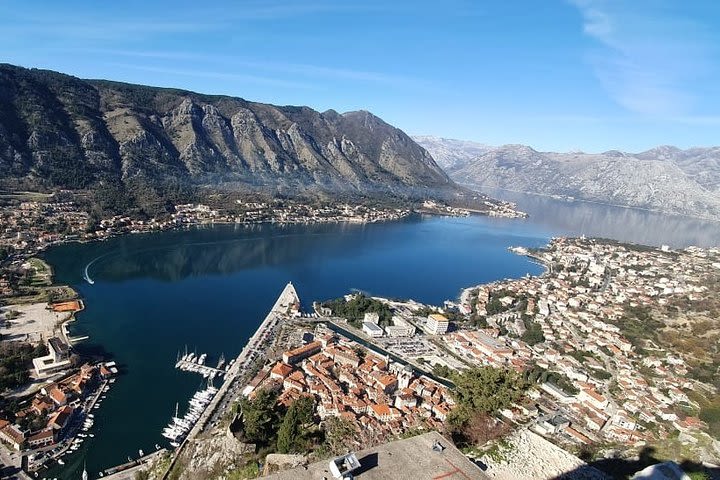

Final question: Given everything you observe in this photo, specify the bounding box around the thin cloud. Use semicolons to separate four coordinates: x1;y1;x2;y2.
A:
568;0;713;116
104;63;317;90
70;48;418;86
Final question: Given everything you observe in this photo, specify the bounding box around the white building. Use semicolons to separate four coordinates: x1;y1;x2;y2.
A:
384;316;416;337
364;312;380;324
425;313;449;335
362;321;384;338
33;337;71;377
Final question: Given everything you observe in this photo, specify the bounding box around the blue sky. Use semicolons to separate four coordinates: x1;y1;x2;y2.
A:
1;0;719;152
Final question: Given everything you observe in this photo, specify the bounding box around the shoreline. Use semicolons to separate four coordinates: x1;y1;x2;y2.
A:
462;183;720;223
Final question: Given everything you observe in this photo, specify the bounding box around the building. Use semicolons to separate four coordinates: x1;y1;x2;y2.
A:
47;405;75;440
262;431;487;480
283;341;322;364
384;316;416;337
27;429;54;448
362;321;384;338
32;337;71;377
364;312;380;324
425;314;449;335
270;362;294;380
0;423;25;450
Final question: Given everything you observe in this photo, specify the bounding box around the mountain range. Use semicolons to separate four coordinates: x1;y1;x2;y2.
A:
0;64;467;215
414;136;720;220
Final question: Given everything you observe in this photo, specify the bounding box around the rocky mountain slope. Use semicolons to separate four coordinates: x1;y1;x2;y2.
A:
0;64;462;214
414;137;720;220
410;135;492;170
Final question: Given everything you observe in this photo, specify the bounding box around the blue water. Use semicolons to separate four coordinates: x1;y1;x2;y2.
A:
41;199;720;478
41;215;549;478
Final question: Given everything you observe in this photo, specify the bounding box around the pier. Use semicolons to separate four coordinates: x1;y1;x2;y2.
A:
174;359;226;378
101;448;168;479
161;282;299;479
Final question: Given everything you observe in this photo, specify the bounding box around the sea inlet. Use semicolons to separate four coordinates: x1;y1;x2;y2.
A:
41;206;719;478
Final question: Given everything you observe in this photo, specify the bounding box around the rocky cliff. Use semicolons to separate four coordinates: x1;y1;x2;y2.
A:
414;137;720;220
0;64;458;214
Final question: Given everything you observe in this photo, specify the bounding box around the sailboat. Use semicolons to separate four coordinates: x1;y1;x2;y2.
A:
82;461;88;480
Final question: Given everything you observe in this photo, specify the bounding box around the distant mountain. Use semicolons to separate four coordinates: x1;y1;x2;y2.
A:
414;137;720;220
411;135;492;170
0;64;469;215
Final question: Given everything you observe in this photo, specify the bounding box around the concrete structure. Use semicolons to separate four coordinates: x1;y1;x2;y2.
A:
425;313;449;335
384;316;416;337
263;431;488;480
362;321;384;338
32;337;71;376
364;312;380;324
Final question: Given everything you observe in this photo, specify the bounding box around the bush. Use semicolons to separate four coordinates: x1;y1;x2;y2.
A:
449;367;526;426
322;294;392;326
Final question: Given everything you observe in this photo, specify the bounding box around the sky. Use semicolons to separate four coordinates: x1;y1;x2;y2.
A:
1;0;719;152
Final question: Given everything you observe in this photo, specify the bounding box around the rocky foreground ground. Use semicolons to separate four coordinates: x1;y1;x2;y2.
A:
478;430;610;480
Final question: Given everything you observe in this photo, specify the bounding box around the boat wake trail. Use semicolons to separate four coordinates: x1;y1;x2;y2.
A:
83;253;112;285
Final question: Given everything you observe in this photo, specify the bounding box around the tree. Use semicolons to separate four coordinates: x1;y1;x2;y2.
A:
239;389;280;445
448;367;526;426
432;364;452;378
277;396;314;453
521;318;545;346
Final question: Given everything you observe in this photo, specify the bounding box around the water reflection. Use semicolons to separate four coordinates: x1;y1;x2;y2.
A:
481;187;720;247
70;222;385;283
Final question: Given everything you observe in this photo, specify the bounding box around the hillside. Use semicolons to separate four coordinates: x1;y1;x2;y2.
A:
413;137;720;220
410;135;492;170
0;64;466;215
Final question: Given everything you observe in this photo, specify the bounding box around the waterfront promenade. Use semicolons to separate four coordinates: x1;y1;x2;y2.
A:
161;282;299;478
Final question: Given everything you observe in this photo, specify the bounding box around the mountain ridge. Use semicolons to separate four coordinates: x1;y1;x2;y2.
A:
413;136;720;220
0;63;465;215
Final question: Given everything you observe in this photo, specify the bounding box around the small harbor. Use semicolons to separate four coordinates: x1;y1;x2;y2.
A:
174;350;229;380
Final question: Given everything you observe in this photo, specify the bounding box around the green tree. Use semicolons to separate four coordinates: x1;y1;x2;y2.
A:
432;364;452;378
448;367;526;426
239;389;280;445
276;396;314;453
521;318;545;346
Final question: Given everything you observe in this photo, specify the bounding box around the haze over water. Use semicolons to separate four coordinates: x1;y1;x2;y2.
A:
42;203;719;478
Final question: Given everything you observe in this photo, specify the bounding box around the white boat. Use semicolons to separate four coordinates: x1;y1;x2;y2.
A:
57;459;65;465
198;353;207;365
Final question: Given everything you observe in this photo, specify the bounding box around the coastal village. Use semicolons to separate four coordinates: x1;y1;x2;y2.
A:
243;330;454;447
1;190;719;478
0;192;524;258
318;237;720;462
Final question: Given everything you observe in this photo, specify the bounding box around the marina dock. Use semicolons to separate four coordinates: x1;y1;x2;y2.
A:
174;359;226;378
161;282;299;479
